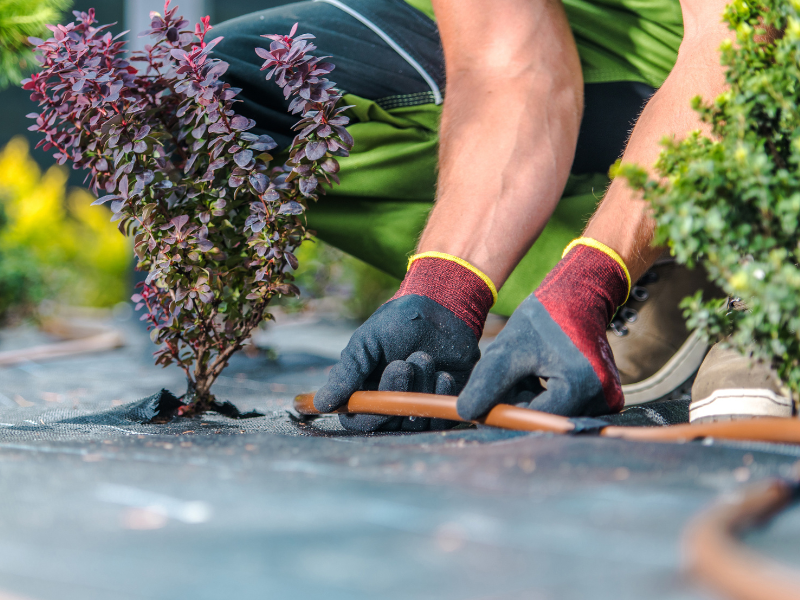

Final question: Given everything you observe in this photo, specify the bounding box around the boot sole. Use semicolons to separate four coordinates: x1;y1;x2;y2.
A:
689;388;794;423
622;329;709;405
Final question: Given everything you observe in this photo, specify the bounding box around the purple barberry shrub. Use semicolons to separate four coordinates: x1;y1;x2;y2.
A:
23;4;352;415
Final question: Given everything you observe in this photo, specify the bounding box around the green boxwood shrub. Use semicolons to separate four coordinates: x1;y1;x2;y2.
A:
617;0;800;396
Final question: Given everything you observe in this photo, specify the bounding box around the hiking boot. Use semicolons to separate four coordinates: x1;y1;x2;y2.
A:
607;256;724;406
689;343;796;423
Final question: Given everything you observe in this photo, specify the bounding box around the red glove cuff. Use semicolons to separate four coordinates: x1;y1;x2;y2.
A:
535;243;629;410
392;255;495;339
537;244;629;319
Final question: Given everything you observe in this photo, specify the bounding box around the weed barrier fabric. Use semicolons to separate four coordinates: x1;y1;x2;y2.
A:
1;324;800;599
0;390;691;444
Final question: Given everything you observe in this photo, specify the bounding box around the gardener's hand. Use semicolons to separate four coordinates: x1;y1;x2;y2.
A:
457;239;630;420
337;348;463;432
315;253;496;432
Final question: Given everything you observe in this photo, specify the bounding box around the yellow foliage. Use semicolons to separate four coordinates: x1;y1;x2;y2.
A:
0;136;130;307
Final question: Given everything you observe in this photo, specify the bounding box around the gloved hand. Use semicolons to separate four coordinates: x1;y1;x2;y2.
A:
338;349;461;432
314;252;497;432
457;239;630;420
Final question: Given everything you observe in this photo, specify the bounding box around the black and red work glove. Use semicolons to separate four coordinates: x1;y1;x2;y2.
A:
457;238;630;419
314;252;497;432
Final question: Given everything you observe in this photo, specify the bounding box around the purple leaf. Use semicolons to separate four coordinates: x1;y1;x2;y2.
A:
201;36;223;55
91;194;120;206
278;201;304;215
118;174;129;196
171;215;189;230
234;149;253;168
205;61;228;80
134;125;151;140
230;115;249;130
320;158;339;174
185;152;199;173
297;122;317;139
228;174;245;187
208;158;226;171
334;126;354;147
249;172;268;194
305;140;327;161
298;176;318;196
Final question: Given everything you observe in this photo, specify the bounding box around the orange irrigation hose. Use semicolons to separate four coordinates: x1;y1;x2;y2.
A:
294;391;573;433
293;391;800;445
683;476;800;600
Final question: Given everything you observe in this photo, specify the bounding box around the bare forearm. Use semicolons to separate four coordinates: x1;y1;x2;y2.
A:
419;0;582;287
584;0;733;281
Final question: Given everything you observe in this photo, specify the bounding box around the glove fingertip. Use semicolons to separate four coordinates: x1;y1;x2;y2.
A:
434;371;456;396
455;358;511;420
379;360;414;392
456;386;491;421
313;383;346;412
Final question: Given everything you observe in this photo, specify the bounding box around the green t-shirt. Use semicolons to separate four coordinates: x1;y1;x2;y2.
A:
403;0;683;87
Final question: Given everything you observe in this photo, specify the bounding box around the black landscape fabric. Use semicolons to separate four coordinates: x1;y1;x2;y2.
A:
1;321;799;600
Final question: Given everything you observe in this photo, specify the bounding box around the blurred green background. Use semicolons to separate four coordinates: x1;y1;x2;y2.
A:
0;0;398;324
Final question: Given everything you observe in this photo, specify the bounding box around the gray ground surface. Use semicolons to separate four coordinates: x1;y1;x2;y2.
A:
0;316;799;600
